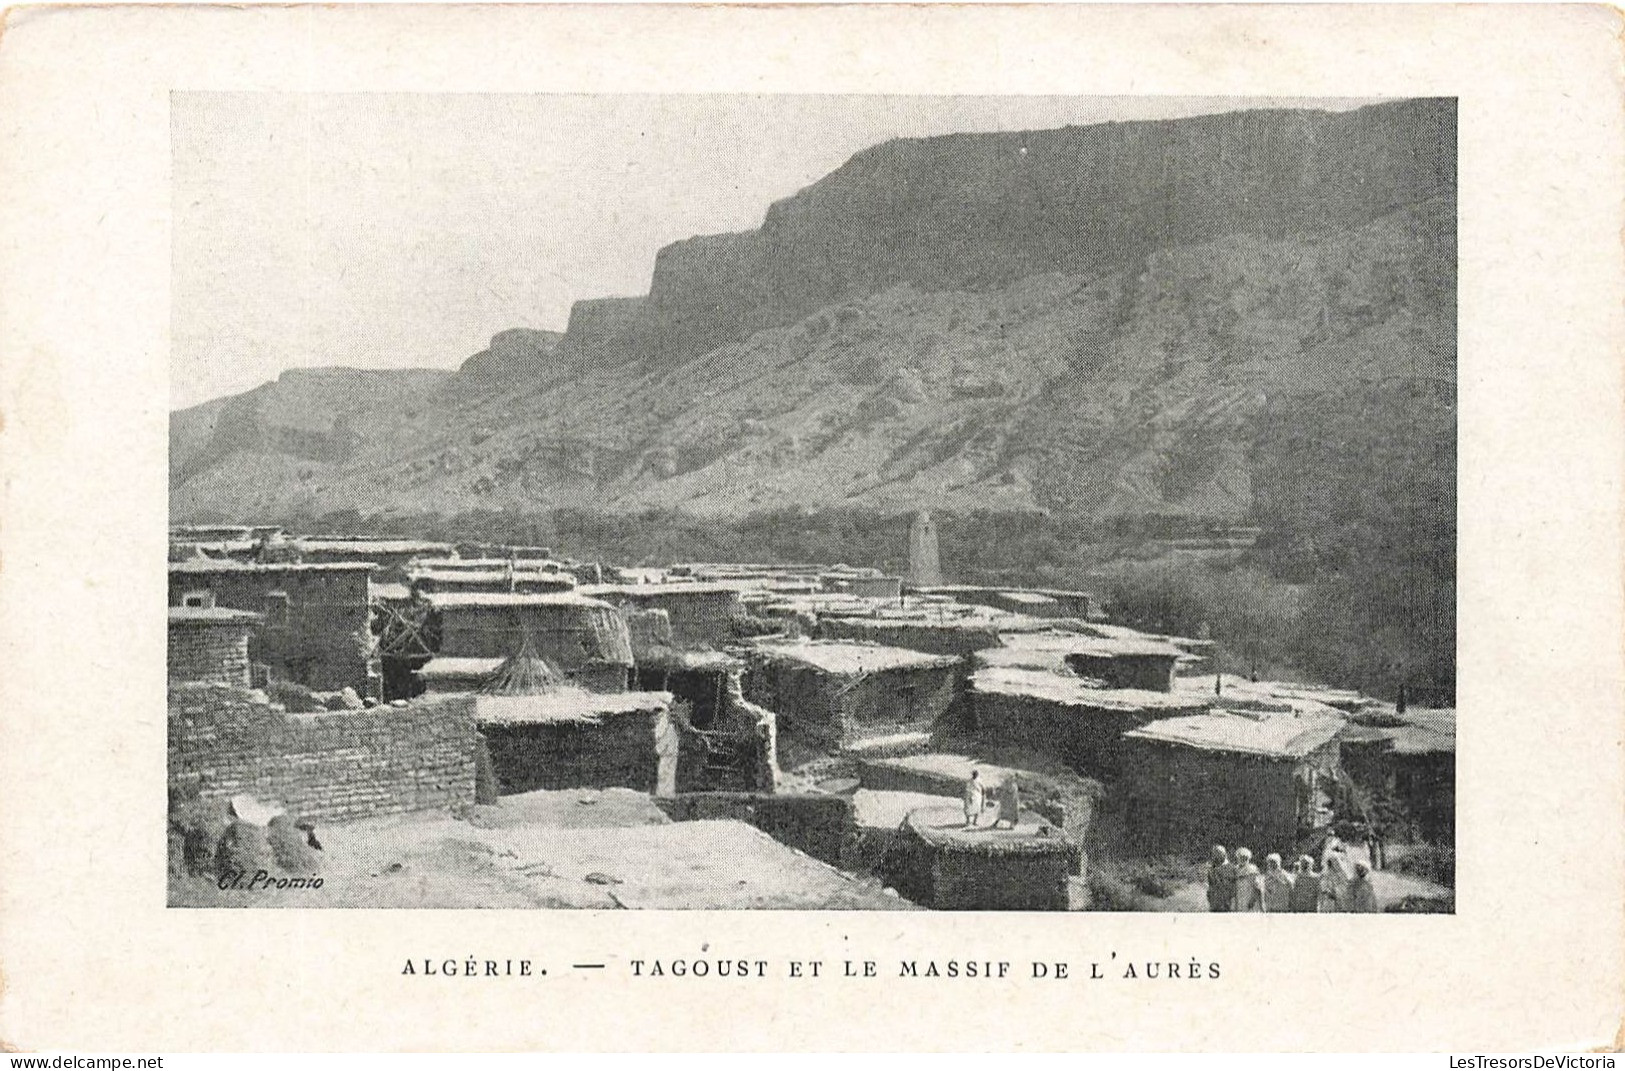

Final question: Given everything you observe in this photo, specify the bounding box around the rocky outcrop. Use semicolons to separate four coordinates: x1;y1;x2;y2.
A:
558;296;651;366
458;328;564;382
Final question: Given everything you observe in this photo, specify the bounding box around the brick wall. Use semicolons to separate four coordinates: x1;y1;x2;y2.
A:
168;622;252;687
168;683;477;822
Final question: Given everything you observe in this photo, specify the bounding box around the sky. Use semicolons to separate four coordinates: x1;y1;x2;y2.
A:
170;93;1379;409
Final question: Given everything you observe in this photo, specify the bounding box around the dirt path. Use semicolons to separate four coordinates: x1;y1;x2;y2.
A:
172;789;907;910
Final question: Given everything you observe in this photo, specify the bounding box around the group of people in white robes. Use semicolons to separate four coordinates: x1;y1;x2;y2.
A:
1206;840;1379;912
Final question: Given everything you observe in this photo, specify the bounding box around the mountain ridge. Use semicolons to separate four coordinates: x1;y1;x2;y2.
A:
171;99;1455;528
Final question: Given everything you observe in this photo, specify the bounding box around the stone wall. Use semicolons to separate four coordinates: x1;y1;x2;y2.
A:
168;623;252;687
168;683;476;822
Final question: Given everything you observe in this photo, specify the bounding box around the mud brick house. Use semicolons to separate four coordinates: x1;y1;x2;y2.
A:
632;647;747;730
416;656;506;693
167;606;261;687
406;567;576;596
424;592;635;693
743;639;959;751
881;803;1081;911
407;557;577;595
820;571;903;600
581;581;747;648
914;584;1097;621
1060;637;1188;693
471;690;673;795
171;524;255;542
625;609;774;790
624;607;739;724
970;664;1205;777
169;560;377;694
296;537;454;578
816;604;1051;662
1121;708;1345;856
1339;707;1456;844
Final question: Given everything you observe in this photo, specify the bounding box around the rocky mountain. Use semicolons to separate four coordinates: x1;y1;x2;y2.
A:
171;99;1455;525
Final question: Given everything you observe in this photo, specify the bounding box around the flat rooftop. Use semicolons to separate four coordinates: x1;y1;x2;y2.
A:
579;581;745;598
170;559;377;574
298;539;454;554
1347;707;1456;755
914;583;1095;601
170;796;908;910
749;639;960;675
167;606;263;625
979;630;1191;663
820;606;1057;634
409;569;576;586
416;656;505;679
423;591;614;611
1124;708;1346;760
471;689;673;726
971;665;1207;713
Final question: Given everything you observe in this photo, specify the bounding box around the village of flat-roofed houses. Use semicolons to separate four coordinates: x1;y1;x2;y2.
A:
167;517;1454;911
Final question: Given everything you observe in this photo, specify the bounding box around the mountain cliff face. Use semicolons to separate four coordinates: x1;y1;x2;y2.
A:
458;328;564;382
563;99;1454;365
171;99;1455;525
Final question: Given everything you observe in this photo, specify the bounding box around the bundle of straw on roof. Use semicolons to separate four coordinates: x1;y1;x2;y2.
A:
481;632;563;696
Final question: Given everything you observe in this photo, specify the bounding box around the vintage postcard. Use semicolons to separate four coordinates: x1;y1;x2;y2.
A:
0;2;1620;1053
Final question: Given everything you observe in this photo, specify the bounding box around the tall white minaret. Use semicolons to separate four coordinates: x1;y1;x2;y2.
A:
908;511;942;586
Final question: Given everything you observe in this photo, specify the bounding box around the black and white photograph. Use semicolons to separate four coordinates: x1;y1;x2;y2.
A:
4;0;1624;1055
164;92;1458;913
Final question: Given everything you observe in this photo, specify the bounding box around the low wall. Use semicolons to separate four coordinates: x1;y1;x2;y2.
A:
481;710;660;794
168;683;477;822
657;792;853;866
881;828;1076;911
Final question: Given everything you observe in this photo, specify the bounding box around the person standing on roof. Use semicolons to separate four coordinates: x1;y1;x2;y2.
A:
963;769;985;828
1206;846;1237;912
994;775;1020;829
